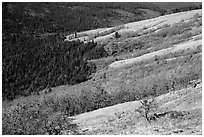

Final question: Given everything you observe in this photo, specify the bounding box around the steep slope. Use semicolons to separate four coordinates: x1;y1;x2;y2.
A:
2;8;202;135
109;39;201;68
3;2;165;35
70;83;202;135
55;10;202;111
66;9;201;70
64;10;202;135
2;2;166;100
65;9;201;44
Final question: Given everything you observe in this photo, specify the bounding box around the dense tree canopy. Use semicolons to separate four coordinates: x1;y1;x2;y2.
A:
2;2;110;100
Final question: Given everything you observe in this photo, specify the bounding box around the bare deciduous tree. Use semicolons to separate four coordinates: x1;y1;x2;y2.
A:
135;96;158;122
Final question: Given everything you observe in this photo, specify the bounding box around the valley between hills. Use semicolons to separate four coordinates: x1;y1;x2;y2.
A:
2;4;202;135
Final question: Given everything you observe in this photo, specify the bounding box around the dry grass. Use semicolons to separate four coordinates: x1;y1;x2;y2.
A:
3;9;202;135
109;39;201;68
70;84;202;135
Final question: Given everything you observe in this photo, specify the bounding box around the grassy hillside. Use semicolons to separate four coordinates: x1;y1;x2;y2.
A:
2;2;167;100
70;85;202;135
2;2;202;135
152;2;202;14
2;2;201;101
2;9;202;135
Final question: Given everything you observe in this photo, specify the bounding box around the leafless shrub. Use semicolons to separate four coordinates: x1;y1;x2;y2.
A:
135;96;158;122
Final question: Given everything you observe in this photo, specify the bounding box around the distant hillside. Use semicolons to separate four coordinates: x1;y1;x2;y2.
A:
3;2;165;35
2;2;166;100
152;2;201;10
2;2;202;100
2;7;202;135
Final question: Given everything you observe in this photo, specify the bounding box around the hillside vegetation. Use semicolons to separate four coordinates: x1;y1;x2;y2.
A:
153;2;201;10
3;2;168;100
2;3;202;135
2;2;201;100
70;84;202;135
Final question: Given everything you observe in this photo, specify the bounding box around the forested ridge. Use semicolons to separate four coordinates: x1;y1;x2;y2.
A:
2;2;202;135
2;2;202;100
3;35;110;100
2;2;165;36
2;2;111;100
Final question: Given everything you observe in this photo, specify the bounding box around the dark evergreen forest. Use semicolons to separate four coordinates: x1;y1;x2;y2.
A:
2;3;110;100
